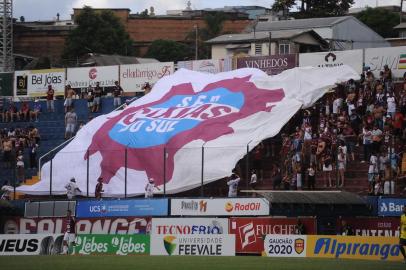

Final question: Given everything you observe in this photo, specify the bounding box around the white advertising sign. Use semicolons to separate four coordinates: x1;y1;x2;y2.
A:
0;234;64;255
66;65;119;88
120;62;174;92
170;198;269;216
151;218;228;235
150;234;235;256
178;59;229;74
365;46;406;78
264;234;307;257
14;69;65;97
299;50;363;74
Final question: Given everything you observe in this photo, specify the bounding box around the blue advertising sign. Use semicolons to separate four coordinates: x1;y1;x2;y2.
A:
378;198;406;216
76;199;168;218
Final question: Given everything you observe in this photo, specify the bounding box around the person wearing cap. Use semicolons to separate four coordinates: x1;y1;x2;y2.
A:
399;206;406;262
95;177;104;200
145;178;160;198
65;177;81;200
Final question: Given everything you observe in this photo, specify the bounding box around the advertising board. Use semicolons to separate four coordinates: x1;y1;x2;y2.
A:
263;235;307;257
0;234;63;255
337;217;399;237
14;69;65;97
365;46;406;78
66;65;119;88
170;198;269;216
76;199;168;218
236;54;297;75
73;234;149;255
150;234;235;256
151;218;228;235
378;197;406;216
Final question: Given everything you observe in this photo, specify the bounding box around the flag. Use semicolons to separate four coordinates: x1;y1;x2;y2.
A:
398;54;406;69
17;66;359;196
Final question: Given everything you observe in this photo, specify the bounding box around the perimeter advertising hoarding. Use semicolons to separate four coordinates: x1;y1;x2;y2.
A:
264;235;307;257
337;217;399;237
229;217;317;253
378;197;406;216
236;54;297;75
2;217;152;234
73;234;149;255
120;62;174;92
0;234;63;255
151;218;228;235
177;59;232;74
150;234;235;256
365;46;406;78
14;69;65;97
170;198;269;216
66;65;119;88
76;199;168;218
299;49;363;74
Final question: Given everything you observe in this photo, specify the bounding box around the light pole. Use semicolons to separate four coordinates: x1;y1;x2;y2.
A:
194;24;198;60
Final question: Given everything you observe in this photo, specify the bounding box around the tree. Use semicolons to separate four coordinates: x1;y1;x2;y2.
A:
272;0;354;18
145;40;192;62
62;6;135;64
355;7;400;38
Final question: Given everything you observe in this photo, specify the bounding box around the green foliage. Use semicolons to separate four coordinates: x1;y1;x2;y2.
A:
273;0;354;18
272;0;296;12
62;6;135;64
356;7;400;38
145;39;192;62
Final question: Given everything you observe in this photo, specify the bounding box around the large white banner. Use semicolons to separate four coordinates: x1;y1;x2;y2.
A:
151;218;228;235
0;234;63;255
263;234;307;257
365;46;406;78
17;66;358;196
177;59;232;74
299;50;363;74
150;234;235;256
14;69;65;97
120;62;174;92
66;65;119;88
170;198;269;216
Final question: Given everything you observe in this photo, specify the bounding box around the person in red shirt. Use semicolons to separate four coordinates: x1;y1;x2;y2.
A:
18;102;30;121
95;177;104;199
393;109;404;139
46;85;55;112
62;209;76;255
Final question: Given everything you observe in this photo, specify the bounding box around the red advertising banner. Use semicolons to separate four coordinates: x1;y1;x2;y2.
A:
236;54;297;75
229;217;317;253
3;217;151;234
337;217;400;237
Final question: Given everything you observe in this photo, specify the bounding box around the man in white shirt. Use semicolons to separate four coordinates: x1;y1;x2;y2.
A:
250;170;257;189
387;92;396;118
227;173;240;197
368;153;378;191
333;96;343;115
145;178;160;198
65;178;81;199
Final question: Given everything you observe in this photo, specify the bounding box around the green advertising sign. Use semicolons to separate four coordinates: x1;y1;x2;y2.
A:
0;72;13;96
73;234;150;255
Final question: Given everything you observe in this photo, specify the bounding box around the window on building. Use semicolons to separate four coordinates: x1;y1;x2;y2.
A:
279;43;290;55
255;43;262;55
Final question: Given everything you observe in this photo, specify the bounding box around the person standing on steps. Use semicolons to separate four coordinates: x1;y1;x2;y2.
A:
95;177;104;200
113;81;124;108
93;82;103;112
46;85;55;112
65;107;77;140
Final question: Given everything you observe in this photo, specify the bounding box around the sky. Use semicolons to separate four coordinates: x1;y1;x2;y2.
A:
13;0;403;21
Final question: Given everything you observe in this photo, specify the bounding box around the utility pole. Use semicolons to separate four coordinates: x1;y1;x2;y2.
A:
194;24;198;60
0;0;13;72
401;0;404;23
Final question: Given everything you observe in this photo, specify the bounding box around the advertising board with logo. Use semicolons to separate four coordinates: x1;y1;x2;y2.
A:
378;197;406;216
236;54;297;75
337;217;399;237
177;59;232;74
73;234;149;255
263;235;307;257
299;49;363;74
14;69;65;97
120;62;174;92
151;218;228;235
150;234;235;256
229;217;317;253
307;235;402;261
66;65;119;88
170;198;269;216
2;217;151;234
365;46;406;78
76;199;168;218
0;234;64;255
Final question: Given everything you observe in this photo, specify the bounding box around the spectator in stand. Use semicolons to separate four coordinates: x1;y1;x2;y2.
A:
296;163;302;190
2;137;12;169
360;125;372;163
393;109;404;139
0;98;4;122
86;86;94;112
322;152;333;188
307;163;316;190
113;81;124;108
16;151;25;184
46;84;55;112
387;91;396;118
272;166;282;190
145;178;160;198
253;143;264;181
368;152;379;193
30;99;41;122
142;82;152;95
95;177;104;199
227;172;240;197
29;143;38;169
65;85;75;113
18;101;30;121
249;169;257;189
371;125;383;153
5;100;18;122
333;94;343;115
65;178;81;199
65;107;77;140
337;147;346;187
93;82;103;112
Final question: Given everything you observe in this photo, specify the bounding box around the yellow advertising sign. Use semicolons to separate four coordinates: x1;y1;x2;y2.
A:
307;235;403;261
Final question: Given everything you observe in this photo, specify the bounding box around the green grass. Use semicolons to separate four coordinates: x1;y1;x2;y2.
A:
0;256;404;270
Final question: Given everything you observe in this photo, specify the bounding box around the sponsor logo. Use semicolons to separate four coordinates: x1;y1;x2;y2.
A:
155;223;223;235
180;200;207;212
324;52;337;62
75;235;147;255
225;202;261;213
239;222;256;249
163;236;177;255
313;237;400;260
0;239;38;253
86;77;284;185
295;238;304;254
89;68;97;80
225;202;233;212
